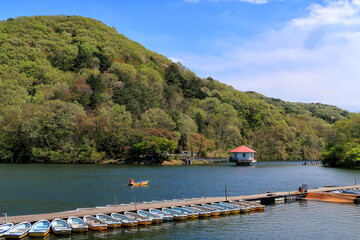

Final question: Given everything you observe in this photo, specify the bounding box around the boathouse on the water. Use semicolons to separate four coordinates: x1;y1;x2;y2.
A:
229;145;256;166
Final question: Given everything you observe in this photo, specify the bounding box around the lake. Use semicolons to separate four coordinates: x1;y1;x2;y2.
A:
1;162;360;239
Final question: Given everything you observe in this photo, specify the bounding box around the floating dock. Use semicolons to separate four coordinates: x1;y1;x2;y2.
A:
3;185;360;224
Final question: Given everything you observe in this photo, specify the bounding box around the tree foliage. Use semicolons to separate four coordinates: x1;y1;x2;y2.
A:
0;15;353;164
322;115;360;168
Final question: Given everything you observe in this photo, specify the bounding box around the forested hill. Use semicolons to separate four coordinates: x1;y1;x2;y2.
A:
0;15;357;164
245;92;350;124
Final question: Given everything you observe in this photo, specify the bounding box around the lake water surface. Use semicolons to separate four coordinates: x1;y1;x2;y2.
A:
1;162;360;239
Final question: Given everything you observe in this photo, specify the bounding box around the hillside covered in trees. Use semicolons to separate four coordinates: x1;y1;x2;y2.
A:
0;15;358;165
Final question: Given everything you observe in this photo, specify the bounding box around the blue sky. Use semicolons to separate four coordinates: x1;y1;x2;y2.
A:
1;0;359;112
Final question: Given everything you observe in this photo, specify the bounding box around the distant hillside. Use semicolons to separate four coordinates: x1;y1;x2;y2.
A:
245;91;351;124
0;15;353;163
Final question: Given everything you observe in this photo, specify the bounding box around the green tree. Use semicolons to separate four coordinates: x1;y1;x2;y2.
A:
132;137;177;161
96;104;133;159
189;133;214;157
140;108;176;132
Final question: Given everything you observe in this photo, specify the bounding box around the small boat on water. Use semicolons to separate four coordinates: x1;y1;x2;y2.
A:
162;208;188;220
213;202;241;213
124;212;152;225
228;201;253;212
3;221;31;239
171;206;199;218
128;180;149;186
96;214;122;228
190;204;221;216
51;219;71;235
202;204;231;215
182;206;211;218
229;201;255;211
137;210;163;223
29;220;50;237
149;208;173;221
0;223;14;237
67;216;88;232
111;213;138;227
232;200;265;211
342;189;360;195
305;192;360;204
211;203;240;214
83;215;107;231
245;201;265;211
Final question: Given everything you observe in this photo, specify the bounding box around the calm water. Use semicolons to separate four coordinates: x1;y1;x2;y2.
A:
1;162;360;239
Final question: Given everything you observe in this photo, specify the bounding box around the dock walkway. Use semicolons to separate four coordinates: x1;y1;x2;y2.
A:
4;185;360;224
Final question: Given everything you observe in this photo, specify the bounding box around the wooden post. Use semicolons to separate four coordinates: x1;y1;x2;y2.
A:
3;213;7;223
114;194;118;205
225;186;228;202
134;196;137;211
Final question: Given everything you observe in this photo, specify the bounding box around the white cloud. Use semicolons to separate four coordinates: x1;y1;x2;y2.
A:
179;0;360;112
292;0;360;26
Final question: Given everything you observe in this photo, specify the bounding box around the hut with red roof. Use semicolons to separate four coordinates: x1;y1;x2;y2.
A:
229;145;256;166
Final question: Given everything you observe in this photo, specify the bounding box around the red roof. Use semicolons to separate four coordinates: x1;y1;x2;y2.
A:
230;145;256;153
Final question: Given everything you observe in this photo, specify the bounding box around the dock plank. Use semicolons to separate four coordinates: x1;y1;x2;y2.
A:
4;184;360;224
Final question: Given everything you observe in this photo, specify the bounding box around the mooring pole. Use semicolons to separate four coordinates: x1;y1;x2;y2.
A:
225;186;228;202
114;194;118;205
202;185;205;199
134;196;137;211
3;213;7;223
355;178;357;185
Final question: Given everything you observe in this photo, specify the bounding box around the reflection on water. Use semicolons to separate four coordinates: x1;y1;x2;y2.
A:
2;162;360;216
42;201;360;240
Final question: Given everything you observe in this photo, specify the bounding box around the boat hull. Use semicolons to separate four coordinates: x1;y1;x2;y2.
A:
137;220;152;225
151;219;163;223
4;222;31;239
219;210;231;215
121;222;138;227
106;223;122;228
29;229;50;237
29;220;51;238
83;215;107;231
229;209;240;214
71;227;88;232
0;223;14;237
52;228;71;235
198;213;211;217
88;225;107;231
67;217;88;232
173;216;187;221
305;192;358;203
4;233;29;239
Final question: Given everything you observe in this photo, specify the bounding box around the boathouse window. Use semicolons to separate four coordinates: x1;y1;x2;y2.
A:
243;153;246;157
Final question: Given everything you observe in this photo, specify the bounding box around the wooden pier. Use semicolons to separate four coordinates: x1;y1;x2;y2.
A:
4;185;360;224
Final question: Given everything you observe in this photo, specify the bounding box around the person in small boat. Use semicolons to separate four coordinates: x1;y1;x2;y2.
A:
129;179;135;185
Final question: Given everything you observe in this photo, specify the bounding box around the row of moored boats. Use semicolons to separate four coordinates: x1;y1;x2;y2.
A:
0;200;265;239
